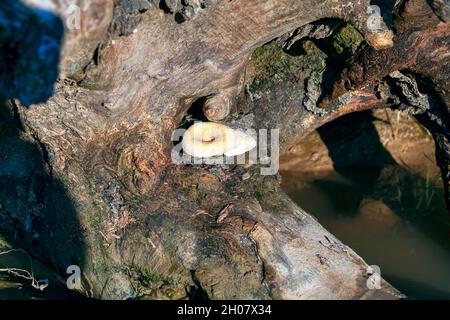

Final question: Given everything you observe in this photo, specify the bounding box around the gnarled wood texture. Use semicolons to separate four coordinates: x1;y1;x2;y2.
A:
1;0;448;299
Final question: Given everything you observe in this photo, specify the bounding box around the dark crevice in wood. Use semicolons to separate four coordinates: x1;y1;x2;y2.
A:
173;96;209;149
188;270;209;300
159;0;173;14
175;12;186;23
186;96;210;123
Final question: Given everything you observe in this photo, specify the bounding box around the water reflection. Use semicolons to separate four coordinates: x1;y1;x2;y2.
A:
281;108;450;299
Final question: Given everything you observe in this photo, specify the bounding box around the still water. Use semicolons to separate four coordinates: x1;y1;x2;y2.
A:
281;169;450;299
0;248;83;300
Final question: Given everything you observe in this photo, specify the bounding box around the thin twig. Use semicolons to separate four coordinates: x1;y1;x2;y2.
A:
0;248;48;291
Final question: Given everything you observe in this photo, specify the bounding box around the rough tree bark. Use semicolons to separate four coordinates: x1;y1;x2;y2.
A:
0;0;448;299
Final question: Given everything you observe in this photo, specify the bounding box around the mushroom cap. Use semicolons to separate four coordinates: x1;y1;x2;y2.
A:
182;122;256;158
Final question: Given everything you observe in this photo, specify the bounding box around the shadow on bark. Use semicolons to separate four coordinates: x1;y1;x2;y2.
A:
317;110;396;196
317;110;449;229
0;98;86;297
0;1;86;297
0;0;63;107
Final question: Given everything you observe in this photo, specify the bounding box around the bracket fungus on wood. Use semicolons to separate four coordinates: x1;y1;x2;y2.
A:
182;122;257;158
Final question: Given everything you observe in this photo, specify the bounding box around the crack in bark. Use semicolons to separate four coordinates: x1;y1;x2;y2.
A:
188;270;209;300
247;224;272;298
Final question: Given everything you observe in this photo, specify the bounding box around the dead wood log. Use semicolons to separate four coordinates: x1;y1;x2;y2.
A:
2;0;447;299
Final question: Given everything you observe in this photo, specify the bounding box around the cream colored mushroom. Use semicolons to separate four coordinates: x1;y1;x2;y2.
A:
182;122;256;158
